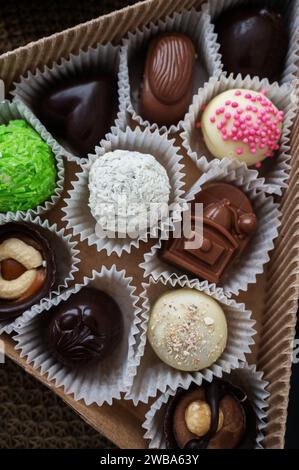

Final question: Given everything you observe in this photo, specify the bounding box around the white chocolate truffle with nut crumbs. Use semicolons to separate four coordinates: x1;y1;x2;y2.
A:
147;288;227;371
201;89;283;168
88;149;170;236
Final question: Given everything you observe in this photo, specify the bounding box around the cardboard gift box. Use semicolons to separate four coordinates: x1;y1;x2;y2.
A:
0;0;298;449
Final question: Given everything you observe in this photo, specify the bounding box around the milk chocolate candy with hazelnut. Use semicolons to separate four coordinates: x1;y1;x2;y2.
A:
0;222;56;321
164;379;257;449
140;33;196;126
47;287;124;368
160;183;257;283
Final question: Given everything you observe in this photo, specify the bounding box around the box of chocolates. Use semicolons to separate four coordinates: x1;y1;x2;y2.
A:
0;0;299;449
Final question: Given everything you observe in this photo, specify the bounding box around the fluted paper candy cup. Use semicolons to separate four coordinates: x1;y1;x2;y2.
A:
13;265;141;406
140;158;281;296
62;126;186;257
120;7;222;134
0;213;80;335
142;363;269;449
181;73;297;195
0;100;64;223
11;43;127;164
125;274;255;405
202;0;299;86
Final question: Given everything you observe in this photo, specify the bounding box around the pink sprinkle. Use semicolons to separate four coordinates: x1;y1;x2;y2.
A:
252;107;258;113
245;114;252;121
250;147;257;154
245;93;252;99
237;108;244;114
246;105;252;111
210;116;216;123
225;112;231;119
243;138;249;144
225;100;231;106
222;135;228;141
235;90;242;96
231;102;239;108
261;89;268;95
217;123;222;130
232;136;238;141
236;147;243;155
237;132;243;139
255;162;262;169
232;126;238;133
259;143;265;149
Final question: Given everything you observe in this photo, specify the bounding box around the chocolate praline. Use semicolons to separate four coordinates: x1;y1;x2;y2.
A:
34;73;118;157
47;287;124;368
164;379;257;449
160;183;257;284
215;4;288;82
0;222;56;322
140;33;196;126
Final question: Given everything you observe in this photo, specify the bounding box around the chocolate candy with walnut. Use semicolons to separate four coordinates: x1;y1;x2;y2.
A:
140;33;196;126
47;287;124;368
160;183;257;284
0;222;56;322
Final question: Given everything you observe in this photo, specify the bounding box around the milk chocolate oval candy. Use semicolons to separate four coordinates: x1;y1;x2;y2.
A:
140;33;196;126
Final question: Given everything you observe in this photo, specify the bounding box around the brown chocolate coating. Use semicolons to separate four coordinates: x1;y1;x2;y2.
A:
215;4;288;82
164;379;257;449
160;183;257;284
0;223;56;322
35;74;118;157
47;287;123;368
140;33;196;126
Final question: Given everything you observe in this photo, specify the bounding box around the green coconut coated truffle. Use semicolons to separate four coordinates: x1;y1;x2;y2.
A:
0;120;56;212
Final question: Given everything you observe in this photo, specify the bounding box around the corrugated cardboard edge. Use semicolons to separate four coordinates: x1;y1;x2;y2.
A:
0;0;298;449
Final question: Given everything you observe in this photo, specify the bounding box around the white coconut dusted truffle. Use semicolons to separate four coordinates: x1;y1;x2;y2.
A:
147;288;228;372
88;150;170;236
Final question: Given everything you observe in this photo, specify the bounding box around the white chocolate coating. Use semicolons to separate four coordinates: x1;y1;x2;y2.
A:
88;150;170;235
147;288;227;371
201;89;283;167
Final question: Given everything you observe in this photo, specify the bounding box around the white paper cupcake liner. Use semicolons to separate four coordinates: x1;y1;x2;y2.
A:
140;158;281;295
125;274;256;405
202;0;299;87
143;363;269;449
0;212;80;335
181;73;297;195
0;100;64;223
11;43;127;164
61;126;186;257
13;265;141;406
120;7;222;134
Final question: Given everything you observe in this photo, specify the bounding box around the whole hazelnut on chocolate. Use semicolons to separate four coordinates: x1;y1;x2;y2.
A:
164;379;257;449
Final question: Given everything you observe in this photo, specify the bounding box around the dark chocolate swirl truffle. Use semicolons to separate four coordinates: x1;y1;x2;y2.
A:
0;222;56;322
47;287;123;368
215;4;288;82
164;379;257;449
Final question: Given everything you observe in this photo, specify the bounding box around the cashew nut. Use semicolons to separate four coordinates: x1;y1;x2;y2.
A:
0;238;43;269
0;269;37;300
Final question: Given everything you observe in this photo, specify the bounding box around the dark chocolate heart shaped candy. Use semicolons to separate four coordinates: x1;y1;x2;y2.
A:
36;75;117;157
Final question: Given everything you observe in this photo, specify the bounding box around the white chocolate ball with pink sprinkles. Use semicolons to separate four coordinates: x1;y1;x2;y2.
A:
200;89;284;168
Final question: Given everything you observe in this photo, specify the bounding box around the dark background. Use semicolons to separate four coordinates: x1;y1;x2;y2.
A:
0;0;298;449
